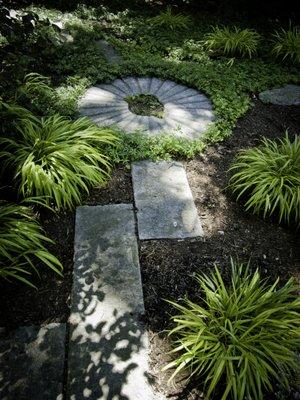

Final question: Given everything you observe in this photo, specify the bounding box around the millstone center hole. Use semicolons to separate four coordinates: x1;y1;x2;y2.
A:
125;94;164;118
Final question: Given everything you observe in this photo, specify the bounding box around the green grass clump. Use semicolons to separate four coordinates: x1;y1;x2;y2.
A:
272;26;300;64
0;202;62;287
229;134;300;226
204;26;260;58
150;6;191;31
0;114;116;210
165;260;300;400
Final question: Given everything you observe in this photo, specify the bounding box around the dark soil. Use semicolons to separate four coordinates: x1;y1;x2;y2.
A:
0;100;299;398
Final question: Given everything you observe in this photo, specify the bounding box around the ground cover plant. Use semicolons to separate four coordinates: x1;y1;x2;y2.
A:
149;6;191;31
125;94;164;118
0;201;62;287
229;134;300;226
0;113;116;210
165;260;300;400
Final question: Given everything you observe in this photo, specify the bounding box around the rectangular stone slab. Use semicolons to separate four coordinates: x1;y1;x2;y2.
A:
68;204;164;400
132;161;204;240
0;323;66;400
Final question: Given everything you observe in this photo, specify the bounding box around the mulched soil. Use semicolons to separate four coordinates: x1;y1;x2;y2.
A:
0;99;299;398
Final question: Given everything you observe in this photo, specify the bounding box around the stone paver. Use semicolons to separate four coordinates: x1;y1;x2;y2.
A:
259;84;300;105
132;161;204;240
68;204;164;399
0;323;66;400
78;77;214;139
96;40;123;64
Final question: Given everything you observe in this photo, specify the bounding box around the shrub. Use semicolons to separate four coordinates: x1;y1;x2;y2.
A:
149;6;191;31
272;26;300;64
15;73;58;115
0;201;62;287
165;260;300;400
0;114;116;210
229;134;300;226
203;26;260;58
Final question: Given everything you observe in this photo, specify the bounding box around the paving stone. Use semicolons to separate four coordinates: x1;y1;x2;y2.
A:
137;77;152;94
80;103;128;116
96;40;122;64
155;80;178;100
148;77;165;95
259;84;300;105
0;323;66;400
68;204;164;400
79;77;214;139
132;161;204;240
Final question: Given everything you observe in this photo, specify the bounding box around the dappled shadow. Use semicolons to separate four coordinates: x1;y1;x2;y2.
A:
67;204;163;399
0;323;66;400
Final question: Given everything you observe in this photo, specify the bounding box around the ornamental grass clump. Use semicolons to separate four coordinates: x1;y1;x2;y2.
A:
271;26;300;64
0;114;116;210
0;202;62;287
229;133;300;226
150;6;191;31
165;260;300;400
203;26;260;58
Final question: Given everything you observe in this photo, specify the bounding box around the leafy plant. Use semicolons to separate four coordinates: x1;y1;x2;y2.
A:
0;114;116;210
229;134;300;226
272;26;300;64
203;26;260;58
125;94;164;118
165;260;300;400
150;7;191;31
0;201;62;287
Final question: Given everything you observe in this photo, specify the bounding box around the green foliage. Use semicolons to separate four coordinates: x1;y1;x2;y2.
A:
203;26;260;58
107;131;206;164
15;73;58;115
0;114;116;210
150;6;191;31
165;260;300;400
125;94;164;118
229;134;300;226
272;26;300;64
0;201;62;287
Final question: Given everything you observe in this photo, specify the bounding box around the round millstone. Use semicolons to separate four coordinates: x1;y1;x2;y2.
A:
78;77;214;140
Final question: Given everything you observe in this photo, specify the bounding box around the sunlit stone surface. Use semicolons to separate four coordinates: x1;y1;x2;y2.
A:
78;76;214;139
132;161;204;240
0;323;66;400
68;204;164;399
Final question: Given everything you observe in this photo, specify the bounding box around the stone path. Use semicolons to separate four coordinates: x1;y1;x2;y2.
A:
68;204;164;399
79;77;214;139
96;39;123;64
259;84;300;105
132;161;203;240
0;130;203;398
0;323;66;400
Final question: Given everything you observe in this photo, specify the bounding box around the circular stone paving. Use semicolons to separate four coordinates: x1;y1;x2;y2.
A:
78;77;214;140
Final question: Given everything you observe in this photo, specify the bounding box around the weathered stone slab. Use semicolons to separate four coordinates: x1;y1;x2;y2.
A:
0;323;66;400
96;40;122;64
132;161;204;240
68;204;164;399
259;84;300;105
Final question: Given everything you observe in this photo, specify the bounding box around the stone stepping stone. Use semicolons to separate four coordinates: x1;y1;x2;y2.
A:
0;323;66;400
96;39;123;64
259;84;300;105
132;161;204;240
68;204;164;400
78;77;214;139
